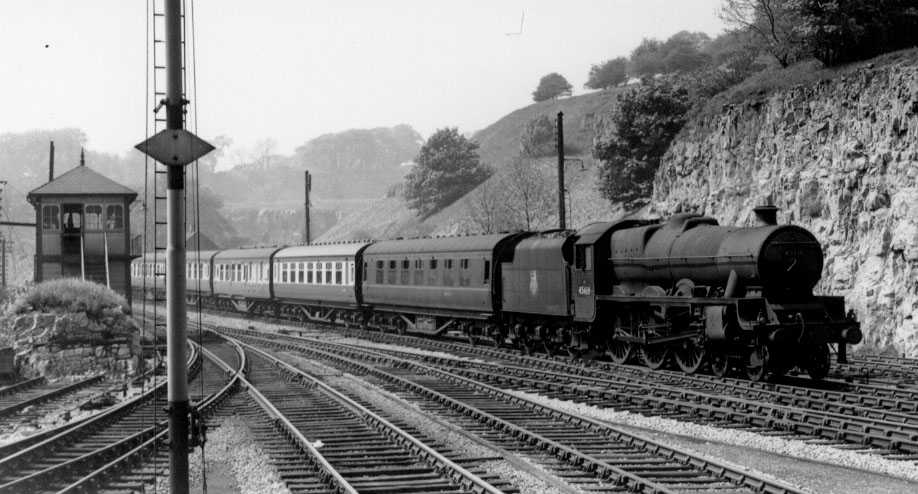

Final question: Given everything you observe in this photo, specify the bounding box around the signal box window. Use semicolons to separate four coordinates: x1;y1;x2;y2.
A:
106;205;124;230
85;205;102;231
41;206;59;230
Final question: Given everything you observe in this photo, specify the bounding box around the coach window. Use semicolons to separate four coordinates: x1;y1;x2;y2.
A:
335;262;343;284
281;262;288;283
325;262;333;285
483;260;491;284
85;204;103;231
304;262;311;283
349;262;355;285
374;260;383;284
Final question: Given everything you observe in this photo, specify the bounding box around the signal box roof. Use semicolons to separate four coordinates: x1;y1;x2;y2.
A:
28;166;137;201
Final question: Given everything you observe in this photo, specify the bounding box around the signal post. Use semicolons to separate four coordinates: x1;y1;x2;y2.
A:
135;0;213;491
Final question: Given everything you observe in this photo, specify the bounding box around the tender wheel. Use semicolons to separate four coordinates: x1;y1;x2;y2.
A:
674;339;706;374
746;344;770;382
710;351;729;377
606;340;632;365
640;345;669;370
803;344;830;380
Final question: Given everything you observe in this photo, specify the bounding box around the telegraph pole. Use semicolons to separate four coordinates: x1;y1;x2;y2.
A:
556;112;566;230
304;171;311;245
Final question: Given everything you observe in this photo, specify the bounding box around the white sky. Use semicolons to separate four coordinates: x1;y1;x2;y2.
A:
0;0;726;163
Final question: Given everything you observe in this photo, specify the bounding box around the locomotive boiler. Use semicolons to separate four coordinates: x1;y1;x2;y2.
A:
598;210;861;380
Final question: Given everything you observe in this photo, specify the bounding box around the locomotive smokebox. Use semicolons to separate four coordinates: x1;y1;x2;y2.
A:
753;204;779;226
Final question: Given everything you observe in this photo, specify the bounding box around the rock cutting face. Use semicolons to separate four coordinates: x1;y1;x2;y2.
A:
7;308;143;380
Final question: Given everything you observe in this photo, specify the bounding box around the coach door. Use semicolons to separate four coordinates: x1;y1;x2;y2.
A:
572;243;596;321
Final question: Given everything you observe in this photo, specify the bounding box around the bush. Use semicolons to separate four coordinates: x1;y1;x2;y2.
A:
9;279;128;319
594;79;691;206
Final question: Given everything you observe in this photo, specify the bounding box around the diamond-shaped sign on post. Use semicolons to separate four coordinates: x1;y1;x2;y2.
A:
135;129;215;166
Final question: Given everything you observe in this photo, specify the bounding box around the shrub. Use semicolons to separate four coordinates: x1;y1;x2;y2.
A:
9;279;128;319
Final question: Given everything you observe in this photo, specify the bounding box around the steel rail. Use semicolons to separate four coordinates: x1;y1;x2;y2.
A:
0;377;45;398
329;323;918;408
0;374;106;419
350;341;918;454
57;332;245;493
240;339;501;494
0;343;200;493
223;325;803;494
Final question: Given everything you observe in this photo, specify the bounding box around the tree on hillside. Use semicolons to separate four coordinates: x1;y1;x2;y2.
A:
594;80;691;206
532;73;573;102
585;58;628;89
798;0;918;66
628;32;713;77
505;156;553;231
520;115;556;158
628;38;666;76
404;128;492;217
661;31;712;73
720;0;806;67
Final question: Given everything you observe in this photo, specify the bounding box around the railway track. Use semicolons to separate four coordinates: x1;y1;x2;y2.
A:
0;374;107;421
221;325;803;494
59;332;245;493
335;328;918;460
237;340;509;494
0;340;209;493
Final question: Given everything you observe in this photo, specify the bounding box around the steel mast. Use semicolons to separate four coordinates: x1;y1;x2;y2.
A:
163;0;190;490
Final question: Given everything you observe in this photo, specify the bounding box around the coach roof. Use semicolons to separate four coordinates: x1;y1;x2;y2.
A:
214;247;280;261
364;233;517;256
275;242;371;259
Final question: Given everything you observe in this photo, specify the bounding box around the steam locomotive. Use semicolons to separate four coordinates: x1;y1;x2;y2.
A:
133;207;861;381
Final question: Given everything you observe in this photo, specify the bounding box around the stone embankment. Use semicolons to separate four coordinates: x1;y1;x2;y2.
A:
654;51;918;355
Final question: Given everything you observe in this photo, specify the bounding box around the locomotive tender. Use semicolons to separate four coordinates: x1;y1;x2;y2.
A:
133;209;861;381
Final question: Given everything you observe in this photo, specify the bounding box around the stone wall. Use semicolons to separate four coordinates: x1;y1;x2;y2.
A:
7;309;142;379
653;55;918;355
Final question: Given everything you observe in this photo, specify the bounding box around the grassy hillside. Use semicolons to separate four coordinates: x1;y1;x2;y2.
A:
472;89;625;169
318;89;629;241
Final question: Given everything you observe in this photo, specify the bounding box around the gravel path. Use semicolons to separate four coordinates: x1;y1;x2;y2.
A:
154;416;290;494
507;388;918;489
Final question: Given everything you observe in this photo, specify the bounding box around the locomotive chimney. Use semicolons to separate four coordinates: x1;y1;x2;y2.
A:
753;204;779;226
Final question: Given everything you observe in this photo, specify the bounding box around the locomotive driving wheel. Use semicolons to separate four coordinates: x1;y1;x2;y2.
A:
674;338;706;374
606;340;632;364
640;345;669;370
746;344;770;382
